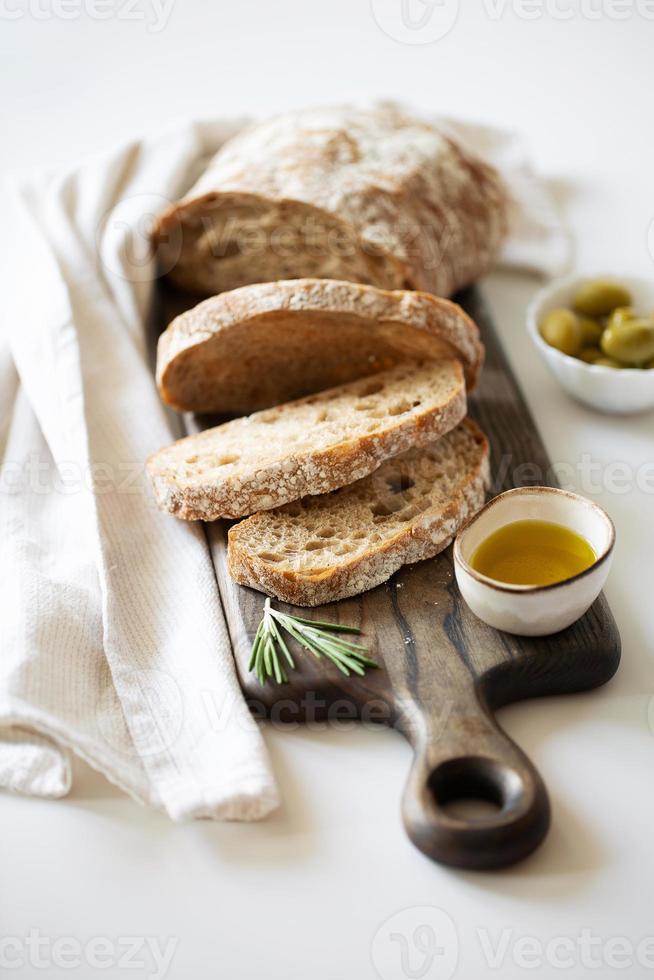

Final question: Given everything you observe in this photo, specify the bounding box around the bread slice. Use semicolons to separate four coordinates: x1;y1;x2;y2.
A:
157;278;484;414
228;419;490;606
147;360;466;521
152;104;508;299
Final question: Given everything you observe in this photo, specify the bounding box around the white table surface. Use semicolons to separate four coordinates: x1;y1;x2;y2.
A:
2;3;654;978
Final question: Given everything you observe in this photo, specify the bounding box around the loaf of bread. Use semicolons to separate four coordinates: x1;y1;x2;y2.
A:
147;360;466;521
228;419;490;606
157;278;483;414
153;104;508;299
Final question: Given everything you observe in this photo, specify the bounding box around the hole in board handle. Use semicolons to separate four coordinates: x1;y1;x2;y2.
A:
428;756;524;822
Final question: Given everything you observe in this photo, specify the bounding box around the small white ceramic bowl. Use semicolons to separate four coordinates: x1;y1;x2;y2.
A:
527;273;654;414
453;487;615;636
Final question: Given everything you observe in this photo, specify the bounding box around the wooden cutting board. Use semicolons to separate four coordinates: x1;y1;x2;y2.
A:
174;285;621;871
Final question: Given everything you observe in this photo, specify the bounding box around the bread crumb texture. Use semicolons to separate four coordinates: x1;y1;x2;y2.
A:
157;277;484;413
147;360;466;521
228;418;490;605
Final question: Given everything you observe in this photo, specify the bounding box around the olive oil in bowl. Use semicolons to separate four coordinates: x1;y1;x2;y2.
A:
454;488;615;635
470;520;597;587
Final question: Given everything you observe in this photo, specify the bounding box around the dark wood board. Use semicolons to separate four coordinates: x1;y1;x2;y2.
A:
170;285;621;871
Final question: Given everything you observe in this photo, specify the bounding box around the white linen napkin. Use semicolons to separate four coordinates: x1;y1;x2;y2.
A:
0;120;278;821
0;110;567;819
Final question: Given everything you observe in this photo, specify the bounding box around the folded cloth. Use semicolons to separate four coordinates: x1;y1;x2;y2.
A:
0;109;567;819
0;119;278;821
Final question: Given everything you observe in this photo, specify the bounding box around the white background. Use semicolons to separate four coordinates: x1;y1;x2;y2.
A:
2;1;654;978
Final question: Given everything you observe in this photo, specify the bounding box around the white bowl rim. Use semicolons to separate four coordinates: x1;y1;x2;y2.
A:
453;487;616;595
527;272;654;375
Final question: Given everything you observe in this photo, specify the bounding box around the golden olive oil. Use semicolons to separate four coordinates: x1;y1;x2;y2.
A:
470;520;596;587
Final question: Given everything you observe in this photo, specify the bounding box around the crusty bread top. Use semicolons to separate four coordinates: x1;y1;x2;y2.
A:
156;278;484;414
227;418;490;606
147;360;466;521
152;104;508;299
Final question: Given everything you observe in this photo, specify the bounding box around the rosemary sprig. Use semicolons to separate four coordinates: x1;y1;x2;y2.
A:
248;597;377;685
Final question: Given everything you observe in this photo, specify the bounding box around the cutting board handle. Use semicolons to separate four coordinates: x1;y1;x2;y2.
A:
400;694;550;870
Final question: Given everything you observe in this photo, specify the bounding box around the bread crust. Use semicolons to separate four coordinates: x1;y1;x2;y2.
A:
227;418;490;606
152;104;508;299
157;278;484;414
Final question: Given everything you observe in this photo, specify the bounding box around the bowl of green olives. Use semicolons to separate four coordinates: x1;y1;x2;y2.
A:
528;275;654;413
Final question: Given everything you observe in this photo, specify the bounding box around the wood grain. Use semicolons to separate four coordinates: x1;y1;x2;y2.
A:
175;285;621;871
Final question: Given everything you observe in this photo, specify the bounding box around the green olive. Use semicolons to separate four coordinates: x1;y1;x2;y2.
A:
594;356;622;369
606;306;637;329
577;316;604;346
540;308;582;356
578;346;602;364
573;279;632;317
601;318;654;366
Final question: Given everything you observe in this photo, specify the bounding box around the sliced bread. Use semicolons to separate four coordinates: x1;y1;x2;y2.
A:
157;278;484;414
228;419;490;606
147;360;466;521
152;104;508;299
